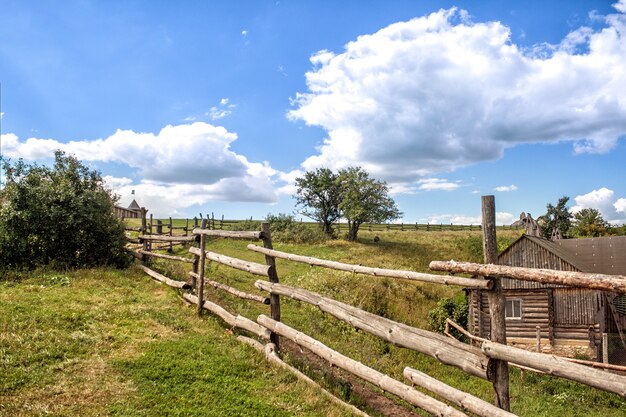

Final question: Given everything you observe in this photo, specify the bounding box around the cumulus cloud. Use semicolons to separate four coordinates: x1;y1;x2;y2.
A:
3;122;285;215
289;5;626;184
494;185;518;192
572;187;626;222
427;212;514;226
4;122;249;184
418;178;460;191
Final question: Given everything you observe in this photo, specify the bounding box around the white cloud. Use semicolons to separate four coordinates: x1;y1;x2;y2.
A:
3;122;287;216
241;30;248;36
207;98;236;120
418;178;459;191
426;211;514;226
572;187;626;222
494;185;518;192
289;6;626;185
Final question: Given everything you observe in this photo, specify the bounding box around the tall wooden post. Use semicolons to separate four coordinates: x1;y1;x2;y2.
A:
197;219;208;317
140;208;148;264
261;222;281;348
482;195;510;411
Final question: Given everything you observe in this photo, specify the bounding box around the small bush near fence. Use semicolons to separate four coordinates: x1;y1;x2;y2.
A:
265;213;328;244
427;293;469;341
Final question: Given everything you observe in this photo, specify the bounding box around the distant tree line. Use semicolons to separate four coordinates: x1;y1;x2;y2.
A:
538;196;625;239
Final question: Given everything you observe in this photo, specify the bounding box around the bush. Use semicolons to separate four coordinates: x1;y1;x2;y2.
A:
427;294;469;341
265;213;328;244
0;151;131;271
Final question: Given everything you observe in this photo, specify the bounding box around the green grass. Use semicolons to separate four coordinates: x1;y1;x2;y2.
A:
4;227;626;416
0;268;358;416
146;228;625;416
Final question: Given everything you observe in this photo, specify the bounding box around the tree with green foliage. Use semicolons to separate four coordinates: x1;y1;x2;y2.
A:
0;151;130;270
337;166;402;241
538;196;573;239
294;168;342;236
571;208;610;237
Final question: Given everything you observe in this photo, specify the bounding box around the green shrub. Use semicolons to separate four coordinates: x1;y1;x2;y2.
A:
232;219;262;231
427;293;468;341
265;213;328;244
0;151;131;271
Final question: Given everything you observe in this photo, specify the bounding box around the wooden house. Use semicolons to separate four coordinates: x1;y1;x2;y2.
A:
469;234;626;359
113;199;145;219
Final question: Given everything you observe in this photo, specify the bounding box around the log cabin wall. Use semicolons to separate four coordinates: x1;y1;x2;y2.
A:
469;234;605;356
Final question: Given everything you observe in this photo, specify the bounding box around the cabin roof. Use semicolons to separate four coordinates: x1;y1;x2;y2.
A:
499;234;626;275
127;199;141;210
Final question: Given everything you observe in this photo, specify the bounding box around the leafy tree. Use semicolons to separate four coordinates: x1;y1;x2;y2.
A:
337;167;401;241
538;196;572;239
0;151;130;270
294;168;342;236
571;208;610;237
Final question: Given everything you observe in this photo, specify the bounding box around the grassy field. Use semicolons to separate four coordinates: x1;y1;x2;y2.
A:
3;228;626;416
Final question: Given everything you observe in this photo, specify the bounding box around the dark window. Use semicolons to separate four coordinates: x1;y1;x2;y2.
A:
505;299;522;319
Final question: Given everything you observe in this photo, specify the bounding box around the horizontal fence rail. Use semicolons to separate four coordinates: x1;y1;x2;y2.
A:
257;315;469;417
183;293;271;340
192;228;263;240
189;247;271;277
188;271;269;304
248;245;492;289
403;367;515;417
138;234;196;242
138;265;191;290
430;261;626;294
255;280;492;380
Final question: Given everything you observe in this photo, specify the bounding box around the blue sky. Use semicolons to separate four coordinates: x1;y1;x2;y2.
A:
2;0;626;224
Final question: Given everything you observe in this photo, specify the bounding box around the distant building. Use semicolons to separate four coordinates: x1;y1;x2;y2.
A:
469;234;626;360
114;199;145;219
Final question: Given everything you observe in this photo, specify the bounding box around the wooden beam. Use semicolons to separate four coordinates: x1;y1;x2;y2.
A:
189;247;270;277
138;234;196;242
237;337;371;417
138;264;190;289
247;244;491;289
137;249;194;263
481;341;626;397
183;293;270;340
192;229;263;240
403;367;517;417
429;261;626;294
257;315;468;417
189;271;270;304
255;280;492;380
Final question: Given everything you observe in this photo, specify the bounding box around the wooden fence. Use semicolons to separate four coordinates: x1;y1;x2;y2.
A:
124;210;525;235
124;200;626;416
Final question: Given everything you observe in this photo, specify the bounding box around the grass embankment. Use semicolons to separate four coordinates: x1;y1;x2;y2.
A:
3;228;626;416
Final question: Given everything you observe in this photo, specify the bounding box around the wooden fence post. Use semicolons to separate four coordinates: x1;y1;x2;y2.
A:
140;208;148;264
261;222;281;349
220;214;224;230
482;195;510;411
168;217;173;252
197;219;208;317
